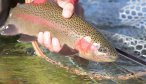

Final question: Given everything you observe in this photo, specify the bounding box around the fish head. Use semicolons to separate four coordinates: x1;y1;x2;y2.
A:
0;4;40;36
0;9;20;36
75;36;118;62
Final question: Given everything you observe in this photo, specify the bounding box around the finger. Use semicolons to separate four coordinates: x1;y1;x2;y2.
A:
57;0;74;18
62;3;74;18
37;32;44;45
52;37;62;52
57;0;68;8
43;31;53;51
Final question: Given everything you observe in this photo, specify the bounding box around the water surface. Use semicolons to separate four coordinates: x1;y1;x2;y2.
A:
0;56;92;84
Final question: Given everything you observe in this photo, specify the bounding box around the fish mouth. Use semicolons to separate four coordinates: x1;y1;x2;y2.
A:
94;48;118;62
0;24;18;36
94;53;118;62
78;49;118;62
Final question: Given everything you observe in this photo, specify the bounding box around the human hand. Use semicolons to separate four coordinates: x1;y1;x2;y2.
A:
37;31;78;54
37;0;78;53
32;0;78;18
56;0;78;18
37;31;62;53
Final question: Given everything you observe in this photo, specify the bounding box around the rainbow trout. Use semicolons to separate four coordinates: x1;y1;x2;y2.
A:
1;2;118;62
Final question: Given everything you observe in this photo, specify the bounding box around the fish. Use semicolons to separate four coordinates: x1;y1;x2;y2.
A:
0;1;118;62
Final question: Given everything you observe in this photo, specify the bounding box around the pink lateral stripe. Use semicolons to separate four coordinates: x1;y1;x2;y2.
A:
16;13;67;33
17;14;54;29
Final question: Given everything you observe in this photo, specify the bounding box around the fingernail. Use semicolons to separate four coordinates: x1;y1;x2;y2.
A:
62;3;74;18
37;32;44;44
38;32;43;36
44;31;50;44
38;32;43;39
58;1;67;8
52;37;59;46
44;31;50;38
62;9;72;18
52;37;61;52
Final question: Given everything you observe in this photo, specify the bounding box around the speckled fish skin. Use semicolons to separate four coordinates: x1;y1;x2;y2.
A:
2;2;118;62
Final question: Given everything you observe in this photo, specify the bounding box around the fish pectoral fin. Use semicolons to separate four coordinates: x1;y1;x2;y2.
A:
58;44;78;56
65;53;79;57
0;24;19;36
17;34;37;42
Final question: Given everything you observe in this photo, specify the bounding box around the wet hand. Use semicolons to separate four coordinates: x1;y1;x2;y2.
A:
37;0;78;52
33;0;78;18
56;0;77;18
37;31;62;53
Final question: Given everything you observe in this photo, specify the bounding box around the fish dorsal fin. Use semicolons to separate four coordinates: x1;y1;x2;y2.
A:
17;34;37;42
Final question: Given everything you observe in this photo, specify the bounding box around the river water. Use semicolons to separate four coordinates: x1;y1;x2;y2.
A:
0;56;92;84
